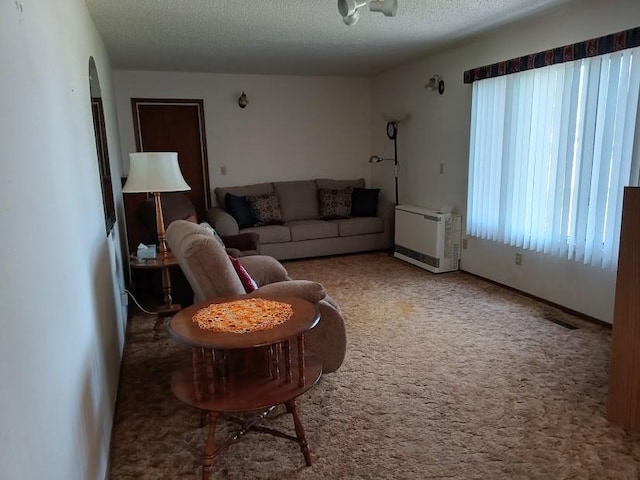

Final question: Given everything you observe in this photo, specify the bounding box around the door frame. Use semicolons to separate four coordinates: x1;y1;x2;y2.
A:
131;98;211;209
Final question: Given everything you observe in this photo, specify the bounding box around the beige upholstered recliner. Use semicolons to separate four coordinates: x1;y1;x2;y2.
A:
165;220;347;373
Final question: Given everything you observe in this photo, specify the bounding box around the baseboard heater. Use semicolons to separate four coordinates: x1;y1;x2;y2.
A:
394;205;462;273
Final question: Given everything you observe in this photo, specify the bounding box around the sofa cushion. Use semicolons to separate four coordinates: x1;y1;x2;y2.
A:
318;187;353;219
242;224;291;244
215;182;273;207
246;193;284;226
225;193;256;229
316;178;366;190
274;180;319;222
288;220;339;242
351;187;380;217
333;217;384;237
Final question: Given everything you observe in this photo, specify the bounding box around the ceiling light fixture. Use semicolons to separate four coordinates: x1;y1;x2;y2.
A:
369;0;398;17
338;0;397;26
338;0;366;26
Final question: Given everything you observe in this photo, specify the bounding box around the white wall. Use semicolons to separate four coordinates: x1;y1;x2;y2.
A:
0;1;127;478
113;71;372;202
371;0;640;323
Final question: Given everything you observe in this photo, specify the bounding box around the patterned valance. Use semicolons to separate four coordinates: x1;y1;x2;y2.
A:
464;26;640;84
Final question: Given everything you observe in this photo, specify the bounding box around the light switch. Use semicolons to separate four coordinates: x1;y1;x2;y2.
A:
220;165;227;175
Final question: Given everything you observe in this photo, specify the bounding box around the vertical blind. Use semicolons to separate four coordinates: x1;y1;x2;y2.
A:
467;46;640;269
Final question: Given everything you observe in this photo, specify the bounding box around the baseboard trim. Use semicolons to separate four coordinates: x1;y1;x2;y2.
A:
459;269;611;329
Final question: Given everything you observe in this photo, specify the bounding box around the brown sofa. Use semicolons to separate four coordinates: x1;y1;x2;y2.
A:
206;178;394;260
136;193;260;257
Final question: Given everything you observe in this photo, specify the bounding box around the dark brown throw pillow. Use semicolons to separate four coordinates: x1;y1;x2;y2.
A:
318;187;353;219
246;193;284;226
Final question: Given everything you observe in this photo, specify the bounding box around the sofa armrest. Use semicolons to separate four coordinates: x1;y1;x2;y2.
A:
221;232;260;254
205;206;239;236
378;193;395;247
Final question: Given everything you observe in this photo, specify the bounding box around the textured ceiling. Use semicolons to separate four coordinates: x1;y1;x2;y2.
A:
85;0;571;76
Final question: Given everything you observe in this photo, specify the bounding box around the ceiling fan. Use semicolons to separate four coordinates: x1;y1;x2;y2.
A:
337;0;398;26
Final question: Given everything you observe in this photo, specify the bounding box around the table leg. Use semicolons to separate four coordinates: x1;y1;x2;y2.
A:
192;348;203;403
271;344;280;380
155;266;180;338
286;400;312;466
161;265;173;308
205;349;215;397
202;412;219;480
297;334;306;387
284;340;292;383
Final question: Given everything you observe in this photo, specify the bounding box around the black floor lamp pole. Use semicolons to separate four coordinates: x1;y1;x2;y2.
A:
393;132;399;205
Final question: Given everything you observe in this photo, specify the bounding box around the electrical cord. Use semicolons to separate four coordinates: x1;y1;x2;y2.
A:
123;288;156;315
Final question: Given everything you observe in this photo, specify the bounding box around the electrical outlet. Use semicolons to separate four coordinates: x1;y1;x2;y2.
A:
439;163;444;174
515;253;523;265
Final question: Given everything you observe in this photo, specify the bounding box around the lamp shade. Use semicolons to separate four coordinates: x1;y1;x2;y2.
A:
123;152;191;193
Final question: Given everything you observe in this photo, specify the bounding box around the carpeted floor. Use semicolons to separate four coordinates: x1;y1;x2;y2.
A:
109;252;640;479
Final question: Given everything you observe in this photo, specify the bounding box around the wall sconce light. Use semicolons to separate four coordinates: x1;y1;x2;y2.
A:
238;92;248;109
425;75;445;95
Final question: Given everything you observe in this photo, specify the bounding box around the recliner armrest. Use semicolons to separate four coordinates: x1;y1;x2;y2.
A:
239;255;291;285
249;280;327;304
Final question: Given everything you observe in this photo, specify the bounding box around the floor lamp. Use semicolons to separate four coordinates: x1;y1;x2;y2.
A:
369;152;398;205
122;152;191;258
369;116;407;206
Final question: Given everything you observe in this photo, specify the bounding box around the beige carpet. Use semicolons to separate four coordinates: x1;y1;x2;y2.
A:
109;252;640;479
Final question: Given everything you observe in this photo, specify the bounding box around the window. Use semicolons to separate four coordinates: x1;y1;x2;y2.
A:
467;46;640;269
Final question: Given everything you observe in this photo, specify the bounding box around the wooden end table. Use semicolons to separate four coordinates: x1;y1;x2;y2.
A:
167;296;321;480
129;253;181;333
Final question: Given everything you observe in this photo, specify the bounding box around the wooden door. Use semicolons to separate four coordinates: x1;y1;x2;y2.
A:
124;98;211;252
607;187;640;431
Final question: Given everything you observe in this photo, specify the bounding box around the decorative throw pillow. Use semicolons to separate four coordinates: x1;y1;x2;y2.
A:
351;187;380;217
225;193;256;229
228;256;257;293
246;193;284;226
318;187;353;219
198;222;225;247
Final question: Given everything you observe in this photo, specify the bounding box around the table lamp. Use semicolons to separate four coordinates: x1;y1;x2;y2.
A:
122;152;191;257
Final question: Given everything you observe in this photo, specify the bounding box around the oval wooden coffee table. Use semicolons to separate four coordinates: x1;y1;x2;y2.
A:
167;295;322;480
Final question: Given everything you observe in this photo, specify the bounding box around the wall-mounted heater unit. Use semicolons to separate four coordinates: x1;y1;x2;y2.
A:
394;205;462;273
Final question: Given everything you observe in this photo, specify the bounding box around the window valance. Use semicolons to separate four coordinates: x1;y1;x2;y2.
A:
463;26;640;83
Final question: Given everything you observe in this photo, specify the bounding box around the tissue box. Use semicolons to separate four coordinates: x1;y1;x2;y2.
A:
137;244;157;259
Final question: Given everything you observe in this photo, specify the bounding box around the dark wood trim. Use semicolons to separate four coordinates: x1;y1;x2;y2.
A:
130;98;211;208
464;26;640;83
91;97;116;235
459;269;611;329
